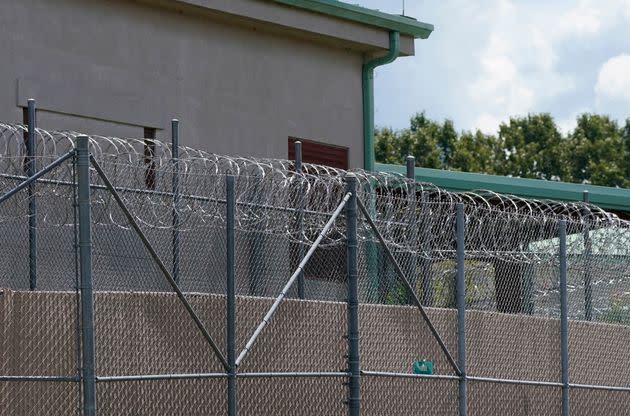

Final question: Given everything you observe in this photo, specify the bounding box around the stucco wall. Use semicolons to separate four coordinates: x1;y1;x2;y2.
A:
0;0;366;167
1;289;630;415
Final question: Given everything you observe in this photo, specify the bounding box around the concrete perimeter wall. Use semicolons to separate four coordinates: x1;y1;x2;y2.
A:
1;289;629;415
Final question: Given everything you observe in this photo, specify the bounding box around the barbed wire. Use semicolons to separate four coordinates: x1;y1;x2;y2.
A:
1;122;629;264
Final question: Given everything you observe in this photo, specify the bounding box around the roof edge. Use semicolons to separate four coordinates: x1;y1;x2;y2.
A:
376;163;630;213
271;0;434;39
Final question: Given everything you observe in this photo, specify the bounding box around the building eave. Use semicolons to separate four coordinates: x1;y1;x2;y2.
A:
271;0;434;39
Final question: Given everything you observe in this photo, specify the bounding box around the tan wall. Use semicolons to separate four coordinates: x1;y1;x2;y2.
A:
2;289;629;415
0;0;374;168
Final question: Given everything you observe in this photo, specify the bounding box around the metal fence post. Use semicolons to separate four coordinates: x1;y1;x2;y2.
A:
295;141;305;299
559;219;569;416
345;173;360;416
171;119;181;284
26;99;38;290
582;190;592;321
406;156;417;305
405;155;415;180
456;203;467;416
77;136;96;416
226;175;237;416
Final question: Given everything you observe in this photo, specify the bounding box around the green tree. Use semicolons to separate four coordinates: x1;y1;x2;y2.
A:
411;129;442;169
393;128;415;164
408;112;455;169
567;114;627;187
451;130;499;174
375;112;460;169
438;119;458;168
374;110;630;189
495;114;567;180
374;127;398;165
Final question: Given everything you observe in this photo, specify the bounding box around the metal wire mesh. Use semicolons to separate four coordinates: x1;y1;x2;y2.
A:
359;303;458;377
96;378;227;416
93;292;226;377
0;381;81;416
570;388;630;416
2;122;630;320
568;319;630;388
237;377;346;415
2;122;630;414
361;376;459;415
467;381;562;415
0;291;79;377
0;185;31;290
468;311;561;383
0;290;80;416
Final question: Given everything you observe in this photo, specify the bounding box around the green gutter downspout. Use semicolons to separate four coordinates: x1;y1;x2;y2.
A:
362;32;400;302
363;31;400;171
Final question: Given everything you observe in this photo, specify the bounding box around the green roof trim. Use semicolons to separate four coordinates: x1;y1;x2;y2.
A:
376;163;630;213
271;0;434;39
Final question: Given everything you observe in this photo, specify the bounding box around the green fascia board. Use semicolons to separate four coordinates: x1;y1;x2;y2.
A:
271;0;434;39
376;163;630;212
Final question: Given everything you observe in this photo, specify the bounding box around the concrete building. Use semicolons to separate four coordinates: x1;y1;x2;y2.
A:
1;0;432;169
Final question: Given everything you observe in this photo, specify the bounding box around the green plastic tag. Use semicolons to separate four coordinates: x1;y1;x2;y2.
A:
413;360;434;375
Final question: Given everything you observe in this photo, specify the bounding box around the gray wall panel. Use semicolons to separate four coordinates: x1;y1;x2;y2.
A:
0;0;366;167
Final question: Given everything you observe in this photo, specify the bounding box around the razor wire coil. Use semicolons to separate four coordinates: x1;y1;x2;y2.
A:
1;122;628;262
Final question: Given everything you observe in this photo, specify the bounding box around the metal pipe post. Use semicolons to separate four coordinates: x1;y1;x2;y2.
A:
295;141;305;299
77;136;96;416
226;175;237;416
171;119;181;284
582;190;592;321
362;31;400;171
405;155;415;181
456;204;467;416
345;173;360;416
406;155;417;305
27;99;38;290
559;219;569;416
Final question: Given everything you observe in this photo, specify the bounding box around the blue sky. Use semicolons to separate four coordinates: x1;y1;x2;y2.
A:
355;0;630;134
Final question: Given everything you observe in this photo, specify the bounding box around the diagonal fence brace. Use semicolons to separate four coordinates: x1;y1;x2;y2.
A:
90;156;230;372
235;191;352;368
0;150;75;205
357;197;462;377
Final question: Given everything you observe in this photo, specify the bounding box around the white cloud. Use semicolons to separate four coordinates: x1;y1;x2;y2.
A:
595;54;630;105
474;113;505;135
466;0;578;132
556;4;602;37
557;107;590;135
359;0;630;133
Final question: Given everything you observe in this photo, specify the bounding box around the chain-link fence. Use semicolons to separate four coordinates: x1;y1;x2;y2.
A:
2;115;630;415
